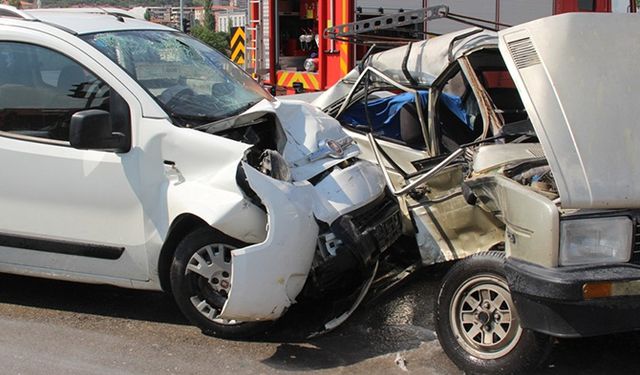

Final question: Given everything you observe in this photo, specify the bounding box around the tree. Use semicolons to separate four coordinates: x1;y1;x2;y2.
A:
191;25;229;55
8;0;21;9
202;0;215;31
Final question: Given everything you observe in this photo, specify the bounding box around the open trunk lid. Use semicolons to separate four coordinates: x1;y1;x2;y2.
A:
498;13;640;209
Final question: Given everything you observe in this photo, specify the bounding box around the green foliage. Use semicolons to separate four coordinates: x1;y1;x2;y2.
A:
191;25;229;56
8;0;21;8
201;0;215;30
143;8;151;21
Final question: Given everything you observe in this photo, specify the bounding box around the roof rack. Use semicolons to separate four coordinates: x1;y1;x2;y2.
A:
0;5;37;20
323;5;449;45
324;4;511;46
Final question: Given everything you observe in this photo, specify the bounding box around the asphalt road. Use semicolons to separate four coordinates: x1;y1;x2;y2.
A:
1;268;639;375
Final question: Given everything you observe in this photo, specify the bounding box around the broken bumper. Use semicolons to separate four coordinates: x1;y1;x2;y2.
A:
219;162;398;322
218;165;319;321
332;196;402;266
505;258;640;338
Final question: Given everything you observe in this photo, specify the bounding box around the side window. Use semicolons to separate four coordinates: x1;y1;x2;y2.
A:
479;69;527;124
437;68;483;151
338;90;428;148
0;42;110;142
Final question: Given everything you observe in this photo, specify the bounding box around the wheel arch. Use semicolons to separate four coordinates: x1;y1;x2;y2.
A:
158;213;209;293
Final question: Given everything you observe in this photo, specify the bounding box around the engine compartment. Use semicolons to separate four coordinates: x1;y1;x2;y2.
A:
503;158;558;200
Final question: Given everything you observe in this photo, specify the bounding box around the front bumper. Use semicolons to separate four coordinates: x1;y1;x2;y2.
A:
219;162;400;322
505;258;640;338
331;195;402;266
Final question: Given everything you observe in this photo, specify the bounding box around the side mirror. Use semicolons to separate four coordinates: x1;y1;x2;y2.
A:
69;109;128;152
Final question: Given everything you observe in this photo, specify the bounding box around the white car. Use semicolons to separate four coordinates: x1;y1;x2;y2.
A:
0;6;403;337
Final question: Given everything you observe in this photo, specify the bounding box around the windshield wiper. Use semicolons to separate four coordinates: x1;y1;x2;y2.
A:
193;100;263;132
170;112;224;127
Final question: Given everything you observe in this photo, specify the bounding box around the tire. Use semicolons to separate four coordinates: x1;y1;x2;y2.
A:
435;251;553;374
170;227;271;339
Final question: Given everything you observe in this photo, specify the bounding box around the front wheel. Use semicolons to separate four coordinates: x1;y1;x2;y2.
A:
435;252;553;374
170;227;271;339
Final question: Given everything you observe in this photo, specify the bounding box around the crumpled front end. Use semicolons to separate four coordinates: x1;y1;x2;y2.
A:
212;101;402;323
218;165;319;320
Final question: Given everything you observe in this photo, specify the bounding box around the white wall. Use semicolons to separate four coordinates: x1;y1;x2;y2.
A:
499;0;554;27
356;0;423;13
216;12;246;32
424;0;554;34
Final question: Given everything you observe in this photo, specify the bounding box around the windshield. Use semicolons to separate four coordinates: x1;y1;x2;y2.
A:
81;30;273;126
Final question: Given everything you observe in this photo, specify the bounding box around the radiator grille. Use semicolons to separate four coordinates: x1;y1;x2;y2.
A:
632;221;640;264
507;37;541;70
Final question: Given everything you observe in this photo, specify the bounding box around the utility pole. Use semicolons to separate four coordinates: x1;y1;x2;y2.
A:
37;0;41;8
179;0;184;31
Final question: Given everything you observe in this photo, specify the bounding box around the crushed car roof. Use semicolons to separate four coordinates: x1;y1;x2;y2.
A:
312;27;497;111
361;27;497;87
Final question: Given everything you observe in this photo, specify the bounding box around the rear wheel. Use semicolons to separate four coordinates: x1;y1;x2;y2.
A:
435;252;553;374
170;227;271;338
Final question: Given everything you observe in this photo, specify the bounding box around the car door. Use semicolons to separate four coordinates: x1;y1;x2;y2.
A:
338;61;504;264
0;36;150;282
407;59;504;264
339;90;433;191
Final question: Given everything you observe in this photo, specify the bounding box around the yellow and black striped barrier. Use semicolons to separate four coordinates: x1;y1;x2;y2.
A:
230;26;245;65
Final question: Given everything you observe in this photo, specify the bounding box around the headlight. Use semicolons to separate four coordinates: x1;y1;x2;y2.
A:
559;217;633;266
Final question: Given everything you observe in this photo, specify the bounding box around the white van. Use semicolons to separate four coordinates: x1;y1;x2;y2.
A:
0;6;402;337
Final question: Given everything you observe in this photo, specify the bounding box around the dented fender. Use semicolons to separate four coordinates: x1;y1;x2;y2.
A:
218;164;319;321
167;181;267;244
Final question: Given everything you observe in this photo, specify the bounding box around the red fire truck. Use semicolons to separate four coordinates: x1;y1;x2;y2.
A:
245;0;355;95
245;0;637;94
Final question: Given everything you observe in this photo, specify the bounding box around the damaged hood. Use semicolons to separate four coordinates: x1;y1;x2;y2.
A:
498;13;640;209
244;99;359;181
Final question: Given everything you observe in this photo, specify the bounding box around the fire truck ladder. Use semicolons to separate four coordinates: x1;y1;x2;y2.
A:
245;0;262;77
324;4;510;46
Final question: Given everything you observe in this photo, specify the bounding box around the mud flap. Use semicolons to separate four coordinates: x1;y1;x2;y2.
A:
218;163;319;321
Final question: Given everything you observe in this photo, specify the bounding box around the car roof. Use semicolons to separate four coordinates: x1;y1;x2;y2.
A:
363;27;498;87
3;6;174;35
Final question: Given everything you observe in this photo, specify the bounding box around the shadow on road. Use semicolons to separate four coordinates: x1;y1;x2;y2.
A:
0;273;189;325
1;270;640;373
0;269;445;371
539;333;640;375
258;269;445;371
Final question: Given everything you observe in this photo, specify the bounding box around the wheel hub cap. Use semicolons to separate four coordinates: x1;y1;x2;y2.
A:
450;274;523;360
185;243;236;323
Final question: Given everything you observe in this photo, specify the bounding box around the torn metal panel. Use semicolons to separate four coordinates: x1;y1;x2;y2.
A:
219;164;319;321
407;164;504;264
